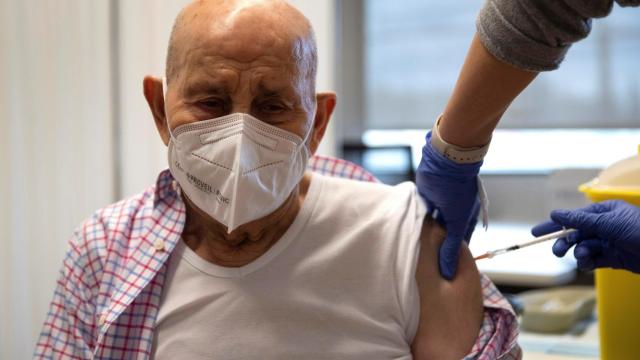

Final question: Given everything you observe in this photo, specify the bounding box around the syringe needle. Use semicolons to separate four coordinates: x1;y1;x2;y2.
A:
473;228;577;261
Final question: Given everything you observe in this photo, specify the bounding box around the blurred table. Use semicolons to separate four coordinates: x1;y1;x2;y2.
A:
520;315;599;359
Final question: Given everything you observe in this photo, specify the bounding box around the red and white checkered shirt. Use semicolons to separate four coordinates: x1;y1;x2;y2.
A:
35;155;520;359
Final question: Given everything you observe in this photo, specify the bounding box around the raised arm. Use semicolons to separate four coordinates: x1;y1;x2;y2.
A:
440;0;626;147
438;33;537;148
418;0;639;280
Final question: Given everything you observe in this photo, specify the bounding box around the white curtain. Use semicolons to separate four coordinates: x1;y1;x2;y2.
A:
0;1;114;358
0;1;336;358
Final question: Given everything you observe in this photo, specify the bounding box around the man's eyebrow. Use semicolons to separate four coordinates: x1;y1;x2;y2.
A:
183;80;229;98
255;83;295;98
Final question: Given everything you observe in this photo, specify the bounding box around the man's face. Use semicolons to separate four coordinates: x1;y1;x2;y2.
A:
145;1;335;158
163;10;317;141
141;0;335;239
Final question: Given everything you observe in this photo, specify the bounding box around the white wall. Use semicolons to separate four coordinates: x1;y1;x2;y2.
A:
0;1;337;358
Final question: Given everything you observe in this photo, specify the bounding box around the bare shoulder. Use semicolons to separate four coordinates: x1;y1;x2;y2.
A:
411;219;483;360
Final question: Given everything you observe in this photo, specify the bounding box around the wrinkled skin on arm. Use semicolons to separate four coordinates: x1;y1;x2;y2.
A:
411;219;484;359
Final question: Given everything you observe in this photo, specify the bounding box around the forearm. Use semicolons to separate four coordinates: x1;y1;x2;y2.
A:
439;0;640;148
439;34;537;148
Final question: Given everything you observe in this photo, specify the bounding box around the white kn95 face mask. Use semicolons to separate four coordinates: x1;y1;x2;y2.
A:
164;84;311;232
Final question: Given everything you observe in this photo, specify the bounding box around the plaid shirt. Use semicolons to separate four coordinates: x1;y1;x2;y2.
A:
35;155;520;359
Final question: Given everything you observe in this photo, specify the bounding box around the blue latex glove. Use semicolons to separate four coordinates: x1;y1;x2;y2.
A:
532;200;640;274
416;131;483;280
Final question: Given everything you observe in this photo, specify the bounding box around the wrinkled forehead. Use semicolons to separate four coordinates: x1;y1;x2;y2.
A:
187;31;302;75
171;3;315;83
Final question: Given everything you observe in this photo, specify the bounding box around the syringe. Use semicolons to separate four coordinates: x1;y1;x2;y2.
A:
474;228;577;261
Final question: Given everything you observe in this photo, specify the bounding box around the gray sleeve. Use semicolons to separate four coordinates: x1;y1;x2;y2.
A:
477;0;640;72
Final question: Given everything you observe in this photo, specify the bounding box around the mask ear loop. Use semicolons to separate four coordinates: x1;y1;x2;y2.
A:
162;77;175;140
301;123;313;148
299;97;325;154
294;122;314;162
163;77;183;197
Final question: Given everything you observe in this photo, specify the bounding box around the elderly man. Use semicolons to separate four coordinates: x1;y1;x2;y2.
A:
35;1;519;359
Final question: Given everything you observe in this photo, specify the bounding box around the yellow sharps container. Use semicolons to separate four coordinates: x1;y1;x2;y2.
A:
578;145;640;360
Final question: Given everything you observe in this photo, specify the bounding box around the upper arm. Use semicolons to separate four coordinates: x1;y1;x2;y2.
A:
34;228;99;358
410;219;484;360
477;0;615;71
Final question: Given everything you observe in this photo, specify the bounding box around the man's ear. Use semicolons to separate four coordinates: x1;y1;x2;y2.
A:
143;75;169;146
309;92;337;154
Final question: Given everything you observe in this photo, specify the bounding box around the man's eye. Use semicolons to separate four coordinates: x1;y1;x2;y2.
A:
199;98;225;109
260;102;287;113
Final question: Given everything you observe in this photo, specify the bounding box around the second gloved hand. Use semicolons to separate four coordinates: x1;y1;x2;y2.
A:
416;131;483;280
532;200;640;274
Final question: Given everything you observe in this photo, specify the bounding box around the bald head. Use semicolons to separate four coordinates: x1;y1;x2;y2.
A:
145;0;336;155
165;0;317;90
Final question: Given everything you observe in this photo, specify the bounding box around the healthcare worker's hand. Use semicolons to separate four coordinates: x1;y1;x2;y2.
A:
532;200;640;274
416;131;482;280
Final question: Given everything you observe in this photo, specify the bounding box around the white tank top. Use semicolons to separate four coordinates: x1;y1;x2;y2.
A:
152;173;426;359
